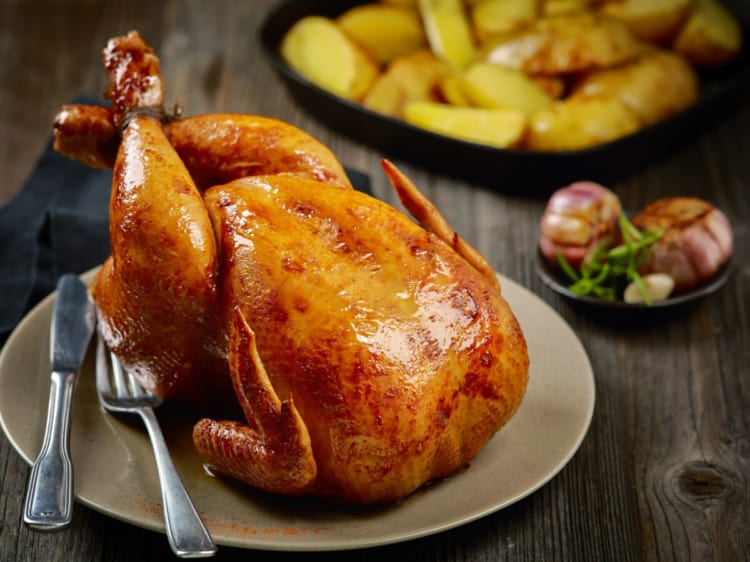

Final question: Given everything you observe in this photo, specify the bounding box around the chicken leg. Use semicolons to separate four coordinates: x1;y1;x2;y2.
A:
92;32;226;405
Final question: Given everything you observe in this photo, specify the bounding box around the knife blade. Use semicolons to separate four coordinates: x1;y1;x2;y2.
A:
23;274;96;530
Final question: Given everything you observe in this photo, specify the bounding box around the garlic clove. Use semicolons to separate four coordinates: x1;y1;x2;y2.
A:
623;273;675;304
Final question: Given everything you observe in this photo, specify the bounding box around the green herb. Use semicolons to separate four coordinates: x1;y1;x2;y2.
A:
556;212;663;305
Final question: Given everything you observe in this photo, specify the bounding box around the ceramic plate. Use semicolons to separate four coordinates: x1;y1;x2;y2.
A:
0;269;594;552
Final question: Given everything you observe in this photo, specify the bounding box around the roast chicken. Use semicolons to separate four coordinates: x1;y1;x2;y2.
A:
54;31;529;504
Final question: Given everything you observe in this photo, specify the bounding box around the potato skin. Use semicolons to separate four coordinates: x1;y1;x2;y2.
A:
481;12;644;75
418;0;477;68
337;4;427;65
568;47;699;127
600;0;693;44
404;101;527;148
280;16;379;101
526;98;640;151
362;49;449;118
471;0;538;43
461;62;554;114
672;0;744;67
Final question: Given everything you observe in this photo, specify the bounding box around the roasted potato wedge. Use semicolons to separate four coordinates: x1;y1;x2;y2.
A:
600;0;692;43
403;101;527;147
481;12;645;75
280;16;379;101
418;0;477;68
673;0;743;66
362;73;406;117
278;0;744;152
362;49;450;117
461;62;554;113
337;4;427;65
470;0;539;44
438;73;473;105
569;47;698;126
526;98;640;150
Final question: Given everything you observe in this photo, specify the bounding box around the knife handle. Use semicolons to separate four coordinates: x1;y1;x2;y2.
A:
23;370;76;530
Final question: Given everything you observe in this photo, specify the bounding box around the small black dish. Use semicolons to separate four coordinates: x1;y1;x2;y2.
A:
260;0;750;194
535;249;733;315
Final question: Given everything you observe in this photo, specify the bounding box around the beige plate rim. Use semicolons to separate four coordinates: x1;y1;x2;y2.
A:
0;268;595;552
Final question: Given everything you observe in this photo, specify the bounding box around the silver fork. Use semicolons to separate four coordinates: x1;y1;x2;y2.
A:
95;335;217;558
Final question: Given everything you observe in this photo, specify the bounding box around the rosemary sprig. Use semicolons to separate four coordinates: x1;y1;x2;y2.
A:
555;212;663;305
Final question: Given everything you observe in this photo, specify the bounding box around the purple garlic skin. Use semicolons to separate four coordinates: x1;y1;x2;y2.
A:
539;181;622;268
631;197;733;293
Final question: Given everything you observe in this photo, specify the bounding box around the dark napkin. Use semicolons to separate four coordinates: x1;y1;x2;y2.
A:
0;138;112;346
0;103;371;347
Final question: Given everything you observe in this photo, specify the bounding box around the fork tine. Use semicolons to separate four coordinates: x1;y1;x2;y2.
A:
126;370;149;398
95;335;112;397
109;351;150;399
108;347;129;397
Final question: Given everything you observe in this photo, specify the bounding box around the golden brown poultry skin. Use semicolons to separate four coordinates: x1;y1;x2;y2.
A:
166;114;352;190
53;107;352;190
92;115;229;406
64;31;529;504
192;175;528;502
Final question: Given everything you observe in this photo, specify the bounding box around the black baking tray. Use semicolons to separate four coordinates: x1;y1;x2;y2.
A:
260;0;750;194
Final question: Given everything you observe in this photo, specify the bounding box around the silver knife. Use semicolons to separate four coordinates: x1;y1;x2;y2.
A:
23;274;96;530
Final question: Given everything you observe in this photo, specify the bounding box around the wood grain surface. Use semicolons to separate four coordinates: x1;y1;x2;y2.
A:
1;2;748;561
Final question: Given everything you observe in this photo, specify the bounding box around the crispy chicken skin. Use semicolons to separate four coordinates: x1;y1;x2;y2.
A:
61;31;529;504
195;175;528;502
54;107;352;190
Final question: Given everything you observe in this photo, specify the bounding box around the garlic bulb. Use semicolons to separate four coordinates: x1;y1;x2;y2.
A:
631;197;733;293
539;181;622;268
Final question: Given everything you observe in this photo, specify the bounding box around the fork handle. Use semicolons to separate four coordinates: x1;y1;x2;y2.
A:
23;370;75;530
138;407;217;558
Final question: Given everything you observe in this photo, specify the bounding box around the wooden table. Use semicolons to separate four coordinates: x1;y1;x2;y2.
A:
1;2;748;560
